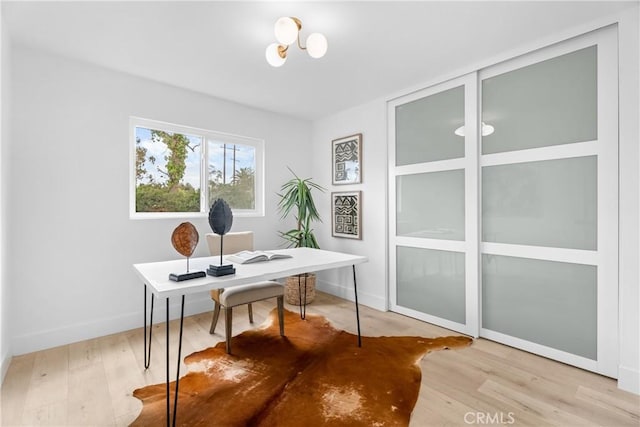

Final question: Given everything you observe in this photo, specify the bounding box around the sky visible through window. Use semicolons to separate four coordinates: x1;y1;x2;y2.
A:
208;140;256;185
136;127;255;188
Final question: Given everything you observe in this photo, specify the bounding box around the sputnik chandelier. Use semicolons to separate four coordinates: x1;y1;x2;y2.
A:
265;17;328;67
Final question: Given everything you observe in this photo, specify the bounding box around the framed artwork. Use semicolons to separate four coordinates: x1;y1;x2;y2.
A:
332;133;362;185
332;191;362;239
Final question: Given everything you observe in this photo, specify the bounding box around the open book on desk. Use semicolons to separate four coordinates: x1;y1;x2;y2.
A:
226;250;292;264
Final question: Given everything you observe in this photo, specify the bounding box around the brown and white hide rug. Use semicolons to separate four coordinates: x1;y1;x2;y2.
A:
132;308;472;426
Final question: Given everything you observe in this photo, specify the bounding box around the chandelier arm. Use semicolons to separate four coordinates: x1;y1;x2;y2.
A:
278;44;289;59
291;17;306;51
296;33;306;51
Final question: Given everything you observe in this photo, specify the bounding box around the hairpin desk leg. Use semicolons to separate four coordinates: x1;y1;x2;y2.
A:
298;274;307;320
165;298;170;427
353;265;362;347
172;296;185;427
161;296;186;427
144;285;154;369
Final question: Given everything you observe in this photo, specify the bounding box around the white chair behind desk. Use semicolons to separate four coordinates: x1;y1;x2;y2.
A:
206;231;284;354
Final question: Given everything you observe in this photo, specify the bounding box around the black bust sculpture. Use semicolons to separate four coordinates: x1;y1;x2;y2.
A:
207;198;236;277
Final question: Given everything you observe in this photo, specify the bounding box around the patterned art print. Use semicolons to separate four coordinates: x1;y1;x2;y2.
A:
332;134;362;185
332;191;362;239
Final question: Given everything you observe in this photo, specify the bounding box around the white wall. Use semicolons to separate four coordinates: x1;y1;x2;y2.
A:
617;7;640;395
1;10;13;381
8;44;311;355
311;100;388;311
311;8;640;394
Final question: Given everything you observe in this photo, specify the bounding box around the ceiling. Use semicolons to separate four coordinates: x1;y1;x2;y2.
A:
2;1;635;121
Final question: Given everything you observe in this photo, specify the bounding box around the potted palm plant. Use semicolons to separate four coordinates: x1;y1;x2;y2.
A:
278;168;325;307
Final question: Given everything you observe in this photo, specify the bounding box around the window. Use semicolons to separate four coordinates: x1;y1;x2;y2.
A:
131;117;264;218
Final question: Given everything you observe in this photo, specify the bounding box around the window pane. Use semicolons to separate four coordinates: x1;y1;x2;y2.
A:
482;254;597;359
395;85;465;166
482;156;596;250
482;46;597;154
396;169;465;241
135;126;201;212
208;141;256;210
397;246;466;324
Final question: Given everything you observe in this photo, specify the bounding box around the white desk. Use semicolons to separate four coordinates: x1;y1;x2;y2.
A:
133;247;368;427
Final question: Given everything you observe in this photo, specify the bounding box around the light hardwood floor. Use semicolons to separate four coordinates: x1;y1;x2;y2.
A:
1;292;638;426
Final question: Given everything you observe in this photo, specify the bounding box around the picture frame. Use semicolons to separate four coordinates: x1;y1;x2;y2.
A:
331;191;362;240
332;133;362;185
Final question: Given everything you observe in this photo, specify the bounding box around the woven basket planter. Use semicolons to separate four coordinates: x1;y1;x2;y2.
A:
285;273;316;305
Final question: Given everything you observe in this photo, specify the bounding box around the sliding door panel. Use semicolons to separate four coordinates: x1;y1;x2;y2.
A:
479;27;617;377
482;254;597;359
396;170;465;241
389;73;478;336
395;85;465;165
397;247;466;324
482;46;597;154
482;156;597;250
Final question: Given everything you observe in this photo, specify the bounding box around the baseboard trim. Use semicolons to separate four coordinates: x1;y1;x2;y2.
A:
618;365;640;395
9;284;385;356
316;279;386;311
12;294;214;355
1;350;11;385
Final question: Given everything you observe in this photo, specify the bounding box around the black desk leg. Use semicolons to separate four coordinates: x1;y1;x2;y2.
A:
297;274;307;320
173;295;185;427
164;296;186;427
352;265;362;347
165;298;170;427
144;285;154;370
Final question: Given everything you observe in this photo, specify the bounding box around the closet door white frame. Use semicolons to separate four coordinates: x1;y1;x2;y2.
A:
479;26;618;377
388;26;617;377
388;73;479;337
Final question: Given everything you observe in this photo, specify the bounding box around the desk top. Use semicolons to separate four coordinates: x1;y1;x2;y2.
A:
133;247;368;298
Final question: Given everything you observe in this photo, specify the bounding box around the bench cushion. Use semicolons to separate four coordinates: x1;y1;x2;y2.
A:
220;281;284;307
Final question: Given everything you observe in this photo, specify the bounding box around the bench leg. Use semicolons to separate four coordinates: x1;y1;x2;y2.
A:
225;307;233;354
248;303;254;323
277;296;285;337
210;301;221;334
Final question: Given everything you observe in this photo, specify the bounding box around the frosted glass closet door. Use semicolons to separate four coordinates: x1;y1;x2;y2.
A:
482;156;597;250
389;74;478;336
480;27;618;377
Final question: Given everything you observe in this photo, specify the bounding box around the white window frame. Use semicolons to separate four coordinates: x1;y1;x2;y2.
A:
129;117;265;219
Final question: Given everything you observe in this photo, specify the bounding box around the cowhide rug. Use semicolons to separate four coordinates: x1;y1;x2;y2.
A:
132;309;472;426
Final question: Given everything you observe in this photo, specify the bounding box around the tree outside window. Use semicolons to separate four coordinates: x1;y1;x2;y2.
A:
131;118;263;218
135;128;202;213
208;142;256;210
